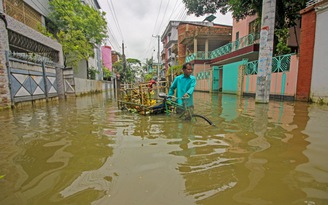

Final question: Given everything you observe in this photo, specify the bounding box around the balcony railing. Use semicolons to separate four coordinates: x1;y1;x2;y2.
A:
244;54;292;75
306;0;323;7
185;51;212;62
185;33;260;63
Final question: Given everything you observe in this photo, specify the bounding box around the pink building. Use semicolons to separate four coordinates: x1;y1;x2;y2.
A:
101;46;112;71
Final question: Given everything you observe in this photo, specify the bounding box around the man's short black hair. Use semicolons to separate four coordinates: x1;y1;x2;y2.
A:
182;63;192;70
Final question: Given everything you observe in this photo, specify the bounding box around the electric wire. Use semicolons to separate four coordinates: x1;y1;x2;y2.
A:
106;0;124;41
181;8;188;21
101;0;124;52
166;0;180;23
156;0;172;35
106;24;121;49
141;0;164;61
106;27;120;51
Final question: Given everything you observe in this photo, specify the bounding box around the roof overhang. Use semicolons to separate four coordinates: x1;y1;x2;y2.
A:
210;44;259;66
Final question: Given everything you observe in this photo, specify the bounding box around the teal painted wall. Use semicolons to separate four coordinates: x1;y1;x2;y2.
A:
212;66;220;91
222;61;243;94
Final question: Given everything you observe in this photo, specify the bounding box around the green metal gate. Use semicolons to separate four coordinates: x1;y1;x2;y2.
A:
212;66;219;92
6;53;58;103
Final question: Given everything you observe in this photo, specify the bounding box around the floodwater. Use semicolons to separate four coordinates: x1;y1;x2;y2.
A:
0;92;328;205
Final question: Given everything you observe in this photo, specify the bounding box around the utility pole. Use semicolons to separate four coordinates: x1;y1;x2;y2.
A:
122;41;126;87
152;35;160;94
255;0;276;103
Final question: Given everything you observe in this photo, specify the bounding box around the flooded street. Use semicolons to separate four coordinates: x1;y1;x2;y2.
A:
0;92;328;205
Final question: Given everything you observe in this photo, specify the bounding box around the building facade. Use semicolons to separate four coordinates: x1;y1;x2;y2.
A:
161;21;180;71
298;0;328;103
177;13;302;101
0;0;64;108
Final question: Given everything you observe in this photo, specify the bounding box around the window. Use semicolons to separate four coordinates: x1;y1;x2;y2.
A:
4;0;42;31
249;19;260;34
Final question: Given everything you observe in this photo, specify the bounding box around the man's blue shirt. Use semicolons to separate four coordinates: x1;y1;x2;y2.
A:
168;74;196;107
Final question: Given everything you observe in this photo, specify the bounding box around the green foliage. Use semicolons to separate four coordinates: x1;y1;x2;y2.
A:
48;0;107;68
144;74;153;82
127;58;141;65
103;67;113;80
37;23;54;39
58;30;93;67
113;58;142;83
182;0;231;16
275;28;291;55
227;0;261;21
88;66;100;79
89;66;100;74
168;65;183;76
182;0;306;29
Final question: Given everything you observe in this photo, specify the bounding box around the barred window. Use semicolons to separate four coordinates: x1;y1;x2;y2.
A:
4;0;42;31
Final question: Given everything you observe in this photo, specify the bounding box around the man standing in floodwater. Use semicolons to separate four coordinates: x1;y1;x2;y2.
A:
168;62;196;112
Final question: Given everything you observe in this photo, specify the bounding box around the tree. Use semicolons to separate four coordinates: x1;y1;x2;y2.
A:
48;0;107;68
182;0;306;30
113;58;142;83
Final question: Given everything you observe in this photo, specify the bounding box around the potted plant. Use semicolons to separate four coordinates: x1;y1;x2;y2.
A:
103;66;113;81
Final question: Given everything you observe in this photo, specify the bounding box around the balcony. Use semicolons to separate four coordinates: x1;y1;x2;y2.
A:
186;33;260;63
306;0;323;7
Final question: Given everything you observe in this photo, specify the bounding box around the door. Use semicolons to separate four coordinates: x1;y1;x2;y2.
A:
212;66;219;92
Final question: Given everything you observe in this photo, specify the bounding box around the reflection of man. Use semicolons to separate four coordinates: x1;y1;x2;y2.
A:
168;63;196;108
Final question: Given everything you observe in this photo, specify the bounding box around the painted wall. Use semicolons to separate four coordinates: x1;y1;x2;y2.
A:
102;46;112;71
74;60;88;79
310;4;328;103
74;77;113;96
232;15;258;40
194;63;211;91
222;61;243;94
243;54;299;97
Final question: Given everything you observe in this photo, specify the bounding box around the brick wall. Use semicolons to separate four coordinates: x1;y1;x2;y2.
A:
0;59;11;108
0;12;11;109
296;7;316;101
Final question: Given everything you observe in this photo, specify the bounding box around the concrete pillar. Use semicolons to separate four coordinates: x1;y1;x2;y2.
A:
0;2;12;109
178;44;186;65
193;38;198;54
56;66;65;99
255;0;276;103
205;39;209;59
237;64;245;96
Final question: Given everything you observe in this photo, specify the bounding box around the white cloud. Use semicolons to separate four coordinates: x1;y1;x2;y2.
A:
99;0;232;63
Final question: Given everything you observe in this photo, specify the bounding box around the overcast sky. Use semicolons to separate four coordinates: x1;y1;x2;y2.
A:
98;0;232;63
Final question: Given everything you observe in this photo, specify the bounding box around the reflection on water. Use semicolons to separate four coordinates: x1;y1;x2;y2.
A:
0;92;327;205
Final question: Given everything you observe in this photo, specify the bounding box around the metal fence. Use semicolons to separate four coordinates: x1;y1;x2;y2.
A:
244;54;292;75
6;51;58;103
306;0;323;7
